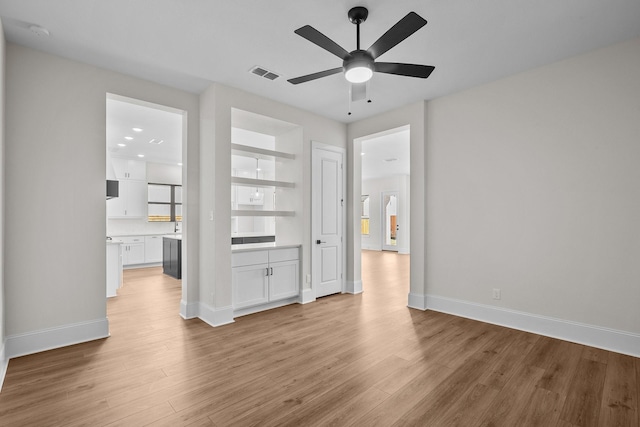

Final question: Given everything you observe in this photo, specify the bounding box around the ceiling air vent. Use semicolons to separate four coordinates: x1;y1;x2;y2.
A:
250;66;280;81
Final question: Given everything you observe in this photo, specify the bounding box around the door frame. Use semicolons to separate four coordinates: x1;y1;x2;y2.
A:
311;141;346;300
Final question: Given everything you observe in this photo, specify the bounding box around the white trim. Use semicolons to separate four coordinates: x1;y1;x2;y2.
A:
425;295;640;358
180;300;199;319
5;318;110;359
299;288;316;304
234;298;298;318
0;342;8;392
407;292;428;310
346;280;363;295
197;303;235;327
398;248;410;255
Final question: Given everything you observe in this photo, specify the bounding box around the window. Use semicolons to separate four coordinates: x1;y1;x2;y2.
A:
148;183;182;222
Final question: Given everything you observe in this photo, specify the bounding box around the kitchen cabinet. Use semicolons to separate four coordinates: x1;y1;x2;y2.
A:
106;241;123;297
112;158;146;180
107;180;147;218
119;236;146;266
144;235;163;263
232;247;299;311
163;237;182;279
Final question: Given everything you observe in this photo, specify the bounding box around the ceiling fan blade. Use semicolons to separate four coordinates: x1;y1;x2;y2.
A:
287;67;343;85
295;25;350;60
367;12;427;59
374;62;435;78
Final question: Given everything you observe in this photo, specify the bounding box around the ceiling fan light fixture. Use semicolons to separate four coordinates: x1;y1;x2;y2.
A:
345;64;373;83
343;50;374;83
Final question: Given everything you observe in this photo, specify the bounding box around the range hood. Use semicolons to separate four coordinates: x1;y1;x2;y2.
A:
106;180;119;199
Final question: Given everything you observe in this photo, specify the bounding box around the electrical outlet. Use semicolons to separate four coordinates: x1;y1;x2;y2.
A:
492;288;501;300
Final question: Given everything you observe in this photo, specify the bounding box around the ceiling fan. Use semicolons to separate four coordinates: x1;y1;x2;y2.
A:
288;6;435;86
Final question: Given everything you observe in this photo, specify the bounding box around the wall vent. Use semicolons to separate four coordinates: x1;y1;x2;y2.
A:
250;66;280;81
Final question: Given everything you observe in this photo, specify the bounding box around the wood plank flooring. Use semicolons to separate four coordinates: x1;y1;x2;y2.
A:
1;250;638;426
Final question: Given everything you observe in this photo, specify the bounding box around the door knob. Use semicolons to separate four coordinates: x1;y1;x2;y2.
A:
316;240;326;244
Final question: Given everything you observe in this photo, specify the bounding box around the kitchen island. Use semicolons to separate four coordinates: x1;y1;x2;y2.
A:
163;235;182;279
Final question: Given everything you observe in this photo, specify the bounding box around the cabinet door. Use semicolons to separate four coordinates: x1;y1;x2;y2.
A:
233;264;270;309
123;243;145;265
112;158;146;180
269;260;299;301
144;236;163;263
124;180;148;217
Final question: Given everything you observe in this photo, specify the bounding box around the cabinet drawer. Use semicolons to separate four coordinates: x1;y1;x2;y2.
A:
232;250;269;267
269;248;299;263
119;236;145;244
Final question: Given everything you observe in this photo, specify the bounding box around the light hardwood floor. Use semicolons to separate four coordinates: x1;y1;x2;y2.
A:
1;250;638;426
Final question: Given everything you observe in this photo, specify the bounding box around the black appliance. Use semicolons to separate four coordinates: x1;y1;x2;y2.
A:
106;180;119;199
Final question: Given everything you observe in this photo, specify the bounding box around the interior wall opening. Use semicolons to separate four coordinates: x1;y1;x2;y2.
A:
358;125;411;294
105;93;186;320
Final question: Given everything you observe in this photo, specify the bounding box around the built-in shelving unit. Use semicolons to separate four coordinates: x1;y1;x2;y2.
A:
231;140;296;219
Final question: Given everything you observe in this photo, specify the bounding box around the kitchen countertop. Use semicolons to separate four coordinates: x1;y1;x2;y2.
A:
163;235;182;240
232;243;301;252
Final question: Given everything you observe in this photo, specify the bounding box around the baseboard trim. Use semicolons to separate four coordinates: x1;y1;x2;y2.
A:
299;288;316;304
234;298;298;318
346;280;363;295
426;295;640;358
180;300;199;319
0;341;8;392
198;303;235;327
5;318;110;359
407;292;428;310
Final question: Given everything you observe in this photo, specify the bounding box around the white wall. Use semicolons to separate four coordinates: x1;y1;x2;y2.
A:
4;43;200;356
198;83;346;325
425;37;640;337
361;175;410;254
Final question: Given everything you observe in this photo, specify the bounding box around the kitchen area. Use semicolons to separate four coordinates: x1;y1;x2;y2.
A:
105;96;184;298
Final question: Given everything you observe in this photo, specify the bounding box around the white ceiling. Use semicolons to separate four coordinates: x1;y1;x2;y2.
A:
2;1;639;124
106;97;183;165
361;128;410;181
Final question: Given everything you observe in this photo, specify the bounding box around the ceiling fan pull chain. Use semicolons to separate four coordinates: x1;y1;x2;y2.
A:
367;79;372;103
348;84;352;115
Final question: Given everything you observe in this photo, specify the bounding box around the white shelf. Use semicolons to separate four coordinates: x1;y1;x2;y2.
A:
231;177;295;189
232;210;295;217
231;143;295;160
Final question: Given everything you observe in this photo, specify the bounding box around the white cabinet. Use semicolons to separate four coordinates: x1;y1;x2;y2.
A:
107;180;147;218
112;158;146;180
232;247;299;311
144;235;163;263
120;236;146;266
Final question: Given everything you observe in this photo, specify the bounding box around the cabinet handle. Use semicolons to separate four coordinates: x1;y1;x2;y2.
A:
266;268;269;277
270;267;273;276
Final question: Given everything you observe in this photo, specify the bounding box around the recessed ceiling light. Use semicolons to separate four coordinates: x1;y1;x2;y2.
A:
132;127;143;132
137;154;145;158
361;152;365;156
118;143;126;147
124;136;133;140
177;163;183;166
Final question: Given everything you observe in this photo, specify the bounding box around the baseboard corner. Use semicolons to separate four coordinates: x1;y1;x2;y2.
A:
198;303;235;327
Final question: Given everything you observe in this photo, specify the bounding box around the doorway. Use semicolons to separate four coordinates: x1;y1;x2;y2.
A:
382;191;399;252
105;94;187;317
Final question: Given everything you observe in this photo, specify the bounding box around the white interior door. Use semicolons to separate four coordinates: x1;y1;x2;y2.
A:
312;144;344;298
382;191;399;252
